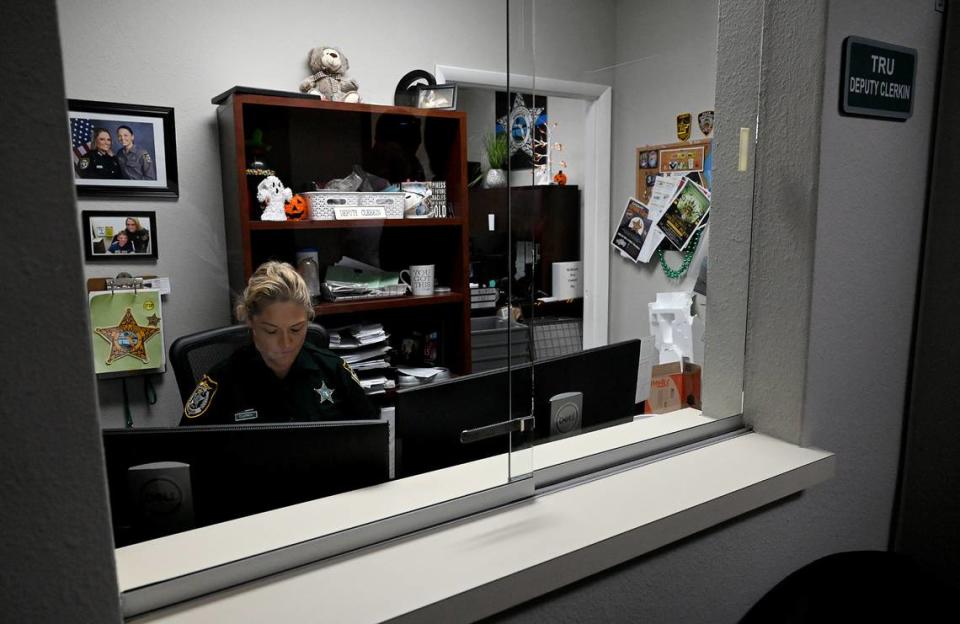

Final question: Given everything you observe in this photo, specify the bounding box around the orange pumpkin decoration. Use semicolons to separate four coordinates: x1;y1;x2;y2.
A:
284;194;308;221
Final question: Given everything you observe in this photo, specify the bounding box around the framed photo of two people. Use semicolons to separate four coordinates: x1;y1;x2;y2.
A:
68;99;178;198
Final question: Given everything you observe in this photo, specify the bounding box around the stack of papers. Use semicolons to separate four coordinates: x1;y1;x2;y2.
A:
329;323;389;349
321;257;409;301
397;366;450;387
340;344;391;365
358;376;389;391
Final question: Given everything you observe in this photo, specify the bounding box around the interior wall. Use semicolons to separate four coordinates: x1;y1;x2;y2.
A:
55;0;614;428
495;0;943;621
0;1;121;621
607;0;718;348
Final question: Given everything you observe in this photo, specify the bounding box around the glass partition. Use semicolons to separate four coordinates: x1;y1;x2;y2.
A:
56;0;760;613
58;1;530;554
493;0;754;472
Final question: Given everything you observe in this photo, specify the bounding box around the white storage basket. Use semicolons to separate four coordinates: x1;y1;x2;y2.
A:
302;191;405;220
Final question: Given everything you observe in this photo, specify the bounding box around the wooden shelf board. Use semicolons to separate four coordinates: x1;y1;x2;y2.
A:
313;293;464;316
250;218;463;231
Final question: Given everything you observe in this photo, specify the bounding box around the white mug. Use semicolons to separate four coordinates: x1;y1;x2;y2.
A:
401;264;435;296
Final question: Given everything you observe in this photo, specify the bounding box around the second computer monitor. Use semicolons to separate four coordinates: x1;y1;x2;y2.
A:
395;339;642;478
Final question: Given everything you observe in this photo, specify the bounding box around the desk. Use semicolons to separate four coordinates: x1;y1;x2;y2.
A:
119;410;723;611
129;424;833;622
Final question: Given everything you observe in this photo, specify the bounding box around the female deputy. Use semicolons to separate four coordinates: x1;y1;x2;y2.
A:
76;127;122;179
180;261;376;425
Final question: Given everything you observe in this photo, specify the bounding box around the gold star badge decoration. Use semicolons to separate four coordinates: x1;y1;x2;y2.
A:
95;308;160;365
146;313;161;327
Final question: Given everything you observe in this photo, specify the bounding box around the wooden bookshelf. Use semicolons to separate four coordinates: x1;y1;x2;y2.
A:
214;87;472;373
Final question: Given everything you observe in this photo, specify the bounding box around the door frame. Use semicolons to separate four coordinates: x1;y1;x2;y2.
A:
436;65;612;348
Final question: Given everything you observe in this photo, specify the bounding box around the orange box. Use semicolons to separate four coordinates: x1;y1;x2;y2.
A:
645;362;702;414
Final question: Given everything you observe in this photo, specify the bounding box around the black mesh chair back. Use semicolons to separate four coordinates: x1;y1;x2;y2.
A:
169;323;329;404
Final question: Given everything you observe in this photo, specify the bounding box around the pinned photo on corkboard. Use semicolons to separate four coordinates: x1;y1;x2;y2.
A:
636;138;712;204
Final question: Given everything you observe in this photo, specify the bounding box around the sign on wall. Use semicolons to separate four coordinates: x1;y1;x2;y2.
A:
841;36;917;120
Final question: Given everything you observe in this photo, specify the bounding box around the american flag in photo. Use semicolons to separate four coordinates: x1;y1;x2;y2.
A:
71;118;93;164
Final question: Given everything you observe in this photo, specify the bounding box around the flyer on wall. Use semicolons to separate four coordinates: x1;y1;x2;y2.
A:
611;198;654;263
656;178;711;251
637;175;684;262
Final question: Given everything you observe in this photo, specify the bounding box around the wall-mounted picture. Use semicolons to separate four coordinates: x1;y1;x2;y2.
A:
82;211;158;261
417;83;457;110
495;91;548;171
68;99;178;198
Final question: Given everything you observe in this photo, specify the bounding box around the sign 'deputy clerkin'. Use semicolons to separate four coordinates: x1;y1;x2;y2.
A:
841;36;917;120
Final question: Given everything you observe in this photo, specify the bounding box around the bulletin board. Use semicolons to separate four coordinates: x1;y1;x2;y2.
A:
636;139;713;205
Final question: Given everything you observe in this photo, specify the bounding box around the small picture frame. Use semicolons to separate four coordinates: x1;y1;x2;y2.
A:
82;210;159;261
417;83;458;110
68;99;178;199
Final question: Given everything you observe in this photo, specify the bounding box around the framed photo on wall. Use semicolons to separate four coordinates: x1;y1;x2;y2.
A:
82;210;158;261
68;99;178;198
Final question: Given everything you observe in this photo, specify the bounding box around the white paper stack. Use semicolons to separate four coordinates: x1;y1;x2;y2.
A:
340;344;391;365
329;323;389;350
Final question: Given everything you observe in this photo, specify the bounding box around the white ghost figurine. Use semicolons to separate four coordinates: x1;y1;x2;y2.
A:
256;175;292;221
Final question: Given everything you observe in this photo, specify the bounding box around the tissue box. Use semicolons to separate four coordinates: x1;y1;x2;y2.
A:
644;362;701;414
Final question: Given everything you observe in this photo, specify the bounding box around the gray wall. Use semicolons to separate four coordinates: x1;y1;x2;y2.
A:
495;0;944;621
607;0;719;346
0;1;121;622
54;0;614;428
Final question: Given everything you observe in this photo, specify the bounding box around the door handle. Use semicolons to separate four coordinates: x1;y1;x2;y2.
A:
460;415;535;444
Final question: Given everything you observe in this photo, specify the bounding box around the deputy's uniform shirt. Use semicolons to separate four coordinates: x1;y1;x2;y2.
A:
117;145;157;180
180;342;377;426
76;150;121;179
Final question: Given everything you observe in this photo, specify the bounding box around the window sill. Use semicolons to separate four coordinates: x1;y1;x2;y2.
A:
130;430;833;622
116;409;715;601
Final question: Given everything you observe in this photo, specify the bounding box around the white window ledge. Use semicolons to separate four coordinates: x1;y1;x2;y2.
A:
131;431;833;623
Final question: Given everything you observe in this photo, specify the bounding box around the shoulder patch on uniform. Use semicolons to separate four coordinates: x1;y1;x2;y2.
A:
142;152;152;164
341;359;361;386
79;157;90;170
184;374;218;419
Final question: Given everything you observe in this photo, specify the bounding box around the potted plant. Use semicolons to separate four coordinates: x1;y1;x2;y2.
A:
482;132;508;189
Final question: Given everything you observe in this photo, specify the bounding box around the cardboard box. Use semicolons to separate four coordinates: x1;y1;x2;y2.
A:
644;362;702;414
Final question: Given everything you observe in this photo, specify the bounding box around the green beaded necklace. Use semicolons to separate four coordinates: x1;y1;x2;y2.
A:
658;228;702;280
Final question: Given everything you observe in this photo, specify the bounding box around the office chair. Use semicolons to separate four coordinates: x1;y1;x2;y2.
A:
740;550;950;623
169;323;329;404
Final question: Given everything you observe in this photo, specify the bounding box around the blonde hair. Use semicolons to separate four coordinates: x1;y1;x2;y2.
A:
235;261;315;322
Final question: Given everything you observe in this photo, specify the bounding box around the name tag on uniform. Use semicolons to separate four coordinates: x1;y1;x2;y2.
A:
234;409;258;422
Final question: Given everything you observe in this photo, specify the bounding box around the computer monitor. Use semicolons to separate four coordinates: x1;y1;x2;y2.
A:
530;338;642;436
394;339;642;478
394;366;532;478
103;420;389;546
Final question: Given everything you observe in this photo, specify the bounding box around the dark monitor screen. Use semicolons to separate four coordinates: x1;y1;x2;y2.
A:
395;339;641;478
103;420;389;546
394;366;532;478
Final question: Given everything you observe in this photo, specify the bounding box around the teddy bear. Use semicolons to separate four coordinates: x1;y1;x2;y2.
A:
256;175;292;221
299;46;361;103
